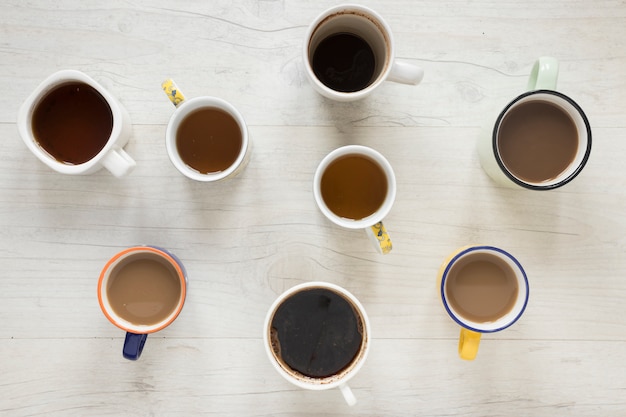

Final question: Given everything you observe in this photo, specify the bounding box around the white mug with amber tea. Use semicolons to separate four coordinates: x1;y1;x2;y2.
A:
17;70;136;177
478;57;592;190
304;4;424;101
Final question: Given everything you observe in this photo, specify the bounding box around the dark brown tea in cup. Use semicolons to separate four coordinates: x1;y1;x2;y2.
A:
107;253;181;326
497;100;578;183
321;154;387;220
312;32;376;92
176;107;242;174
32;82;113;165
445;252;518;323
269;287;365;379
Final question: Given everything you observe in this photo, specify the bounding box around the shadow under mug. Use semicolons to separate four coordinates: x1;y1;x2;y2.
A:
313;145;396;254
97;246;187;360
303;4;424;101
17;69;136;177
437;245;529;360
263;282;370;406
478;57;592;190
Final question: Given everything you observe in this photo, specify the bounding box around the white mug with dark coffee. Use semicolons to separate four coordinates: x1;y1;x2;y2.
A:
478;57;592;190
263;282;370;406
17;70;136;177
304;4;424;101
97;246;188;360
161;79;250;181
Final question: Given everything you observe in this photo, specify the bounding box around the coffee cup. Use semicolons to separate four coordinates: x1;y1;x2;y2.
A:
437;245;529;360
97;246;187;360
161;79;250;181
263;282;370;406
314;145;396;254
17;70;136;177
478;57;592;190
303;4;424;101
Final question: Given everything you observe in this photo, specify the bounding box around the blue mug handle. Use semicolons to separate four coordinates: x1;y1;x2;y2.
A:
123;332;148;360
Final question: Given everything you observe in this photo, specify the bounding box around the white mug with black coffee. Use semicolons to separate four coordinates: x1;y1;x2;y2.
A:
98;246;187;360
478;57;592;190
314;145;396;254
161;79;250;181
17;70;136;177
437;245;529;360
263;282;370;406
304;4;424;101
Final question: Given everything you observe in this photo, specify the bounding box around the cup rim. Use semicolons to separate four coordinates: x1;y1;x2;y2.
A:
17;69;125;173
263;281;370;391
97;246;187;334
492;89;592;190
303;3;395;101
165;96;249;182
313;145;396;229
440;246;530;333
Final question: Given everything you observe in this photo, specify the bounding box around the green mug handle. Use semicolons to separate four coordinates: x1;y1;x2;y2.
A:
527;57;559;91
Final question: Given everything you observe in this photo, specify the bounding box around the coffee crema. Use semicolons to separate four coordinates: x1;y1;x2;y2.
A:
176;107;242;174
269;288;364;379
320;154;387;220
445;252;518;323
107;253;182;326
312;32;376;92
32;82;113;165
497;100;578;184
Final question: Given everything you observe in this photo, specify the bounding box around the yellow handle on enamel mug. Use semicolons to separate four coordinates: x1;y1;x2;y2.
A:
459;328;481;361
366;221;392;254
162;78;186;106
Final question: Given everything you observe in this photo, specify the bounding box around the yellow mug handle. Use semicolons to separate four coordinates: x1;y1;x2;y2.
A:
459;328;481;360
366;221;392;254
162;78;186;107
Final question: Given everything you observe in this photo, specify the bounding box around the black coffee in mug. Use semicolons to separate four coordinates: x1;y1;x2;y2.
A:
32;82;113;165
269;287;364;378
312;32;376;92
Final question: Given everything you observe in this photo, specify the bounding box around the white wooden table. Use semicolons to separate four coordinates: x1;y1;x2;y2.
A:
1;1;625;415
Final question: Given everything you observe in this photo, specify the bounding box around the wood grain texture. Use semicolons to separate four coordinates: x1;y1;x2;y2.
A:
1;0;626;416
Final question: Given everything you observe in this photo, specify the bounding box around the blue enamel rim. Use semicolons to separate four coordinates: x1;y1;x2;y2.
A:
492;90;592;190
440;246;530;333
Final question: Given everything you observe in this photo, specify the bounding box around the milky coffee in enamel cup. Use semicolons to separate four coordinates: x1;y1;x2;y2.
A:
17;70;136;177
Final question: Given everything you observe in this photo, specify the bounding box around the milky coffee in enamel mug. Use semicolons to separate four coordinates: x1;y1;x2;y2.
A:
17;70;136;177
304;4;424;101
478;57;592;190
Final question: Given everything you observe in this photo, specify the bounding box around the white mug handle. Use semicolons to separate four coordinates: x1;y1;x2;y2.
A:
365;221;393;254
339;382;357;406
387;60;424;85
527;56;559;91
101;147;136;177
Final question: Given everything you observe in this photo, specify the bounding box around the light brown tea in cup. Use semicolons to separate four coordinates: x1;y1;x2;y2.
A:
497;100;578;183
32;82;113;164
320;154;387;220
107;253;181;326
445;252;518;323
176;107;242;174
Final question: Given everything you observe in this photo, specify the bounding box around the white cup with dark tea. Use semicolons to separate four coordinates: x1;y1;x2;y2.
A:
263;282;371;406
161;79;250;182
17;70;136;177
97;246;188;360
303;4;424;101
314;145;396;254
437;245;529;360
477;57;592;190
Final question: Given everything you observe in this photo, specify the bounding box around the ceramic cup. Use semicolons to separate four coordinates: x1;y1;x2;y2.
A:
477;57;592;190
97;246;187;360
17;70;136;177
263;282;370;406
437;245;529;360
303;4;424;101
314;145;396;254
161;79;250;181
